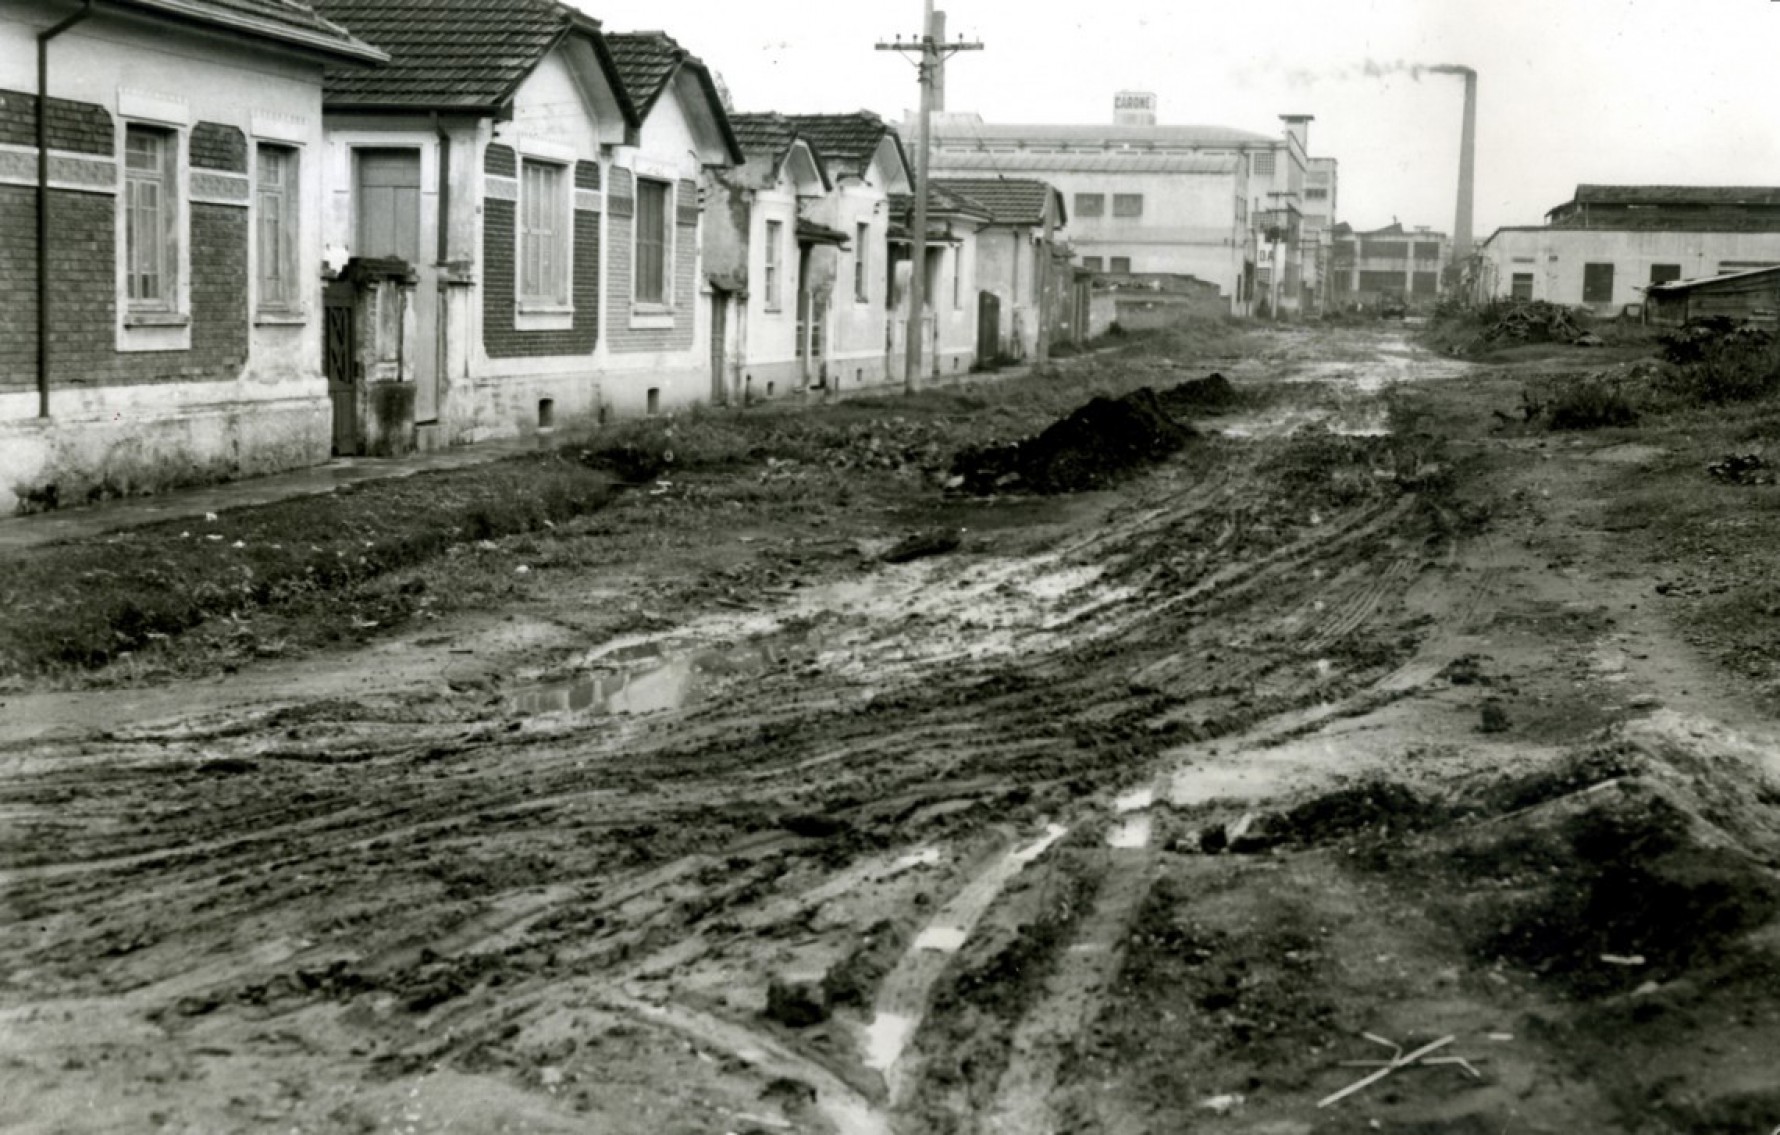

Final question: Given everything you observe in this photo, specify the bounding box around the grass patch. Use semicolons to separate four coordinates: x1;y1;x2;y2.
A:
0;454;611;681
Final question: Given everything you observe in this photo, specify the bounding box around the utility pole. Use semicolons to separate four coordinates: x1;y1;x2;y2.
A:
878;5;982;393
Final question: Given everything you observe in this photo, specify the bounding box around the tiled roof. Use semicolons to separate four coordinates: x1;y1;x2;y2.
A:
783;112;903;179
1568;185;1780;208
316;0;583;109
931;177;1056;226
889;183;995;225
114;0;384;62
604;32;683;118
605;31;741;163
728;112;798;160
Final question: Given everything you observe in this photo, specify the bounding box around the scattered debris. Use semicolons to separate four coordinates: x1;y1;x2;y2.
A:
764;975;830;1029
1198;1093;1246;1115
1318;1034;1462;1108
1707;453;1774;485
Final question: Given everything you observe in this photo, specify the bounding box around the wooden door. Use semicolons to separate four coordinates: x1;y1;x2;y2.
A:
709;290;728;404
354;149;439;423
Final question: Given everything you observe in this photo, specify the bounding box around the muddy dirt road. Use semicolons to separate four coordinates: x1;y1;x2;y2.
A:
5;327;1780;1134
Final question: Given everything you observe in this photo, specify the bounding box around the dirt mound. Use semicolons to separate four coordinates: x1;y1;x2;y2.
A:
1156;372;1240;415
950;387;1194;495
1420;716;1780;999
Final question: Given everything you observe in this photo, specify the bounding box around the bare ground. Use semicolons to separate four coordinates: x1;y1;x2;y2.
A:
4;326;1780;1134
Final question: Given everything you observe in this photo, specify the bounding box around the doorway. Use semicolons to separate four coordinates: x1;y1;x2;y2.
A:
353;148;439;424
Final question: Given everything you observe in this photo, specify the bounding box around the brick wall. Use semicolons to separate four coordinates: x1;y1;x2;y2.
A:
0;183;250;392
482;147;601;358
484;142;516;178
0;88;113;154
606;167;698;355
190;122;247;173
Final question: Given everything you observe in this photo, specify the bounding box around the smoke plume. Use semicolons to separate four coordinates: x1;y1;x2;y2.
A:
1264;59;1473;87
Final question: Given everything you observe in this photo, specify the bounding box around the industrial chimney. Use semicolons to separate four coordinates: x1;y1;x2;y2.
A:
1453;68;1477;259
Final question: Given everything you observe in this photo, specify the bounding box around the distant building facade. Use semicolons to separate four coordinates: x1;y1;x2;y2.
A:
1329;222;1450;308
919;95;1336;317
1473;185;1780;314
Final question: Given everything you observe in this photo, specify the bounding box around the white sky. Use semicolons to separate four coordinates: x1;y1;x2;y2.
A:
575;0;1780;238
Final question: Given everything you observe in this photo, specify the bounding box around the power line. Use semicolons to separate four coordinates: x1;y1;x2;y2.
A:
876;4;982;392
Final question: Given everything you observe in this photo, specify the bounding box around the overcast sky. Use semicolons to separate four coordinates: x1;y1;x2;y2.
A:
576;0;1780;238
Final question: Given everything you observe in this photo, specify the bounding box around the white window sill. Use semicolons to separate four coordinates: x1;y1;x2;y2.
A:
516;307;575;332
124;310;191;328
255;310;308;326
629;308;676;330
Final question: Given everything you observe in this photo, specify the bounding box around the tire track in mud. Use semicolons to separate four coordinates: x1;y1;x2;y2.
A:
863;823;1070;1103
983;847;1158;1135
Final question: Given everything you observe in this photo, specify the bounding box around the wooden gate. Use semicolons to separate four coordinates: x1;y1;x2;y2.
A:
323;278;358;456
976;290;1001;365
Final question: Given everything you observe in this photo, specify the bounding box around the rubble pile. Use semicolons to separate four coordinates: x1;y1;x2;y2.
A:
1706;453;1775;485
1156;372;1240;415
950;387;1194;495
1476;300;1589;346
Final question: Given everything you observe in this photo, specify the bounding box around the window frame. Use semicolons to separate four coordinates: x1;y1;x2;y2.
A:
1510;273;1534;300
633;176;673;308
1073;192;1105;218
1252;151;1276;176
1082;255;1103;272
1110;255;1132;274
124;124;179;317
1112;193;1144;219
117;117;191;353
854;222;870;303
254;142;302;318
764;218;784;311
952;245;962;310
518;157;572;313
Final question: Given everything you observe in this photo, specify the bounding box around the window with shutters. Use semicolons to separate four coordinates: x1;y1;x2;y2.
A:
1110;256;1132;274
1649;264;1682;285
635;177;671;305
1511;273;1534;300
520;160;570;308
256;144;300;314
1074;193;1104;218
1082;256;1103;271
764;219;783;309
125;125;177;314
1112;193;1143;218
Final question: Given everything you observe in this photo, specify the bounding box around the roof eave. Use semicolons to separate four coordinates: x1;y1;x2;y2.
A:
115;0;388;64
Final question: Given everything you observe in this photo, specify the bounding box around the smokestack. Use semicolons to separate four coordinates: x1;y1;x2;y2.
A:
932;10;947;112
1454;68;1477;258
1279;113;1314;155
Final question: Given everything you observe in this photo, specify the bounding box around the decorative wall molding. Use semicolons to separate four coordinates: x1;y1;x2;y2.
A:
249;110;309;145
484;174;518;203
190;169;250;206
0;145;117;194
574;188;603;213
117;87;190;126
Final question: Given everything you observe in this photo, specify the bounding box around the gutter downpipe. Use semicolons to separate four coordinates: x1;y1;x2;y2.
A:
431;112;450;415
37;0;95;419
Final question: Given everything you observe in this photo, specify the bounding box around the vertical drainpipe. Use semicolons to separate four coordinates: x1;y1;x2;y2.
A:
431;113;451;422
36;0;95;419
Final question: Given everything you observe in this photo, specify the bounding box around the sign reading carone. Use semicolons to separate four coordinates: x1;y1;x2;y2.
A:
1115;93;1156;110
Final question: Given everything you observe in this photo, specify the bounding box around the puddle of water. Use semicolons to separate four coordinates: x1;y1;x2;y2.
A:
1115;788;1155;814
511;634;817;717
913;927;969;953
863;1012;917;1071
1107;814;1152;850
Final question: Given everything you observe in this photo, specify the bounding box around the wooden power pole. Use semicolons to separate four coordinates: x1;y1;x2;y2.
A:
878;5;982;393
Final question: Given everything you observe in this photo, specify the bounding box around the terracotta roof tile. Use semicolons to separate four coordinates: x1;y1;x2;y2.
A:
931;177;1055;226
315;0;573;108
115;0;383;62
604;32;685;118
782;112;902;179
1570;185;1780;208
728;112;798;160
